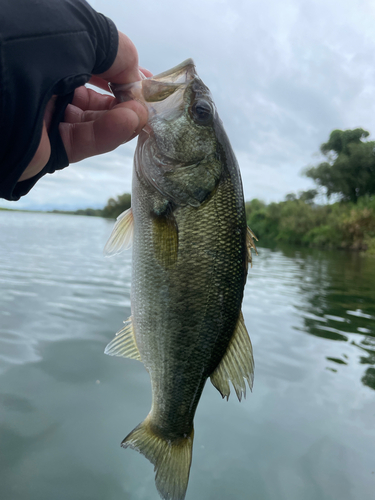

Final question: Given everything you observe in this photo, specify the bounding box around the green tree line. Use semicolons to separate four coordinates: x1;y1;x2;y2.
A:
304;128;375;203
246;194;375;253
67;128;375;252
101;193;131;218
246;128;375;253
52;193;132;219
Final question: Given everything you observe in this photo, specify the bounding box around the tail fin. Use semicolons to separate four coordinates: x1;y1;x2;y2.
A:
122;416;194;500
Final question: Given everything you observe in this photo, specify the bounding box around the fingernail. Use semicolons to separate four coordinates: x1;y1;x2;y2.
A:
122;130;137;144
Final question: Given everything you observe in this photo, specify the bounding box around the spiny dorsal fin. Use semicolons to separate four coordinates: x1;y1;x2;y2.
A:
210;312;254;401
246;226;258;268
104;208;133;256
152;210;178;268
104;317;141;361
122;416;194;500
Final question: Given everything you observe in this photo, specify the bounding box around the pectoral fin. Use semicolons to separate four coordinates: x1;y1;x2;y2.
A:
246;226;258;268
104;208;134;255
210;312;254;401
104;317;141;361
152;209;179;268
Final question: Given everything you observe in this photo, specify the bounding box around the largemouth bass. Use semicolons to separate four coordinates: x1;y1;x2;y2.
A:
104;59;257;500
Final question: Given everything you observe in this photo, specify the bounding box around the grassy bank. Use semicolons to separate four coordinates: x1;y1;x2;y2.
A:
246;195;375;253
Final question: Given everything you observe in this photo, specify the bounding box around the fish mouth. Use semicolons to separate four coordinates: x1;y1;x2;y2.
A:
150;58;196;84
109;59;214;126
109;59;197;104
110;57;207;143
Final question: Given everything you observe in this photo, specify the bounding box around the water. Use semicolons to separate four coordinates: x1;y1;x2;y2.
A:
0;211;374;500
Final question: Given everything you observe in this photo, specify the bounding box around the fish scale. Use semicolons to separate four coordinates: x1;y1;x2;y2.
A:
105;59;256;500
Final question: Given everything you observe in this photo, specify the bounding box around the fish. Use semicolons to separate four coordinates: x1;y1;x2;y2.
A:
104;59;257;500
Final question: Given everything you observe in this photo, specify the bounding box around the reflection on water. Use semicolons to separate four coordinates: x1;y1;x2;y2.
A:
1;212;375;500
278;245;375;390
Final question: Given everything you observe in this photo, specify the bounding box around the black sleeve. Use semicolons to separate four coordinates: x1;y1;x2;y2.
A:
0;0;119;201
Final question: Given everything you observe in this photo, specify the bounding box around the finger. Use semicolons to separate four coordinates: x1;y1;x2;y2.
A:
18;123;51;181
59;100;148;163
18;94;56;182
71;86;115;112
44;95;57;130
89;65;153;92
88;75;111;92
97;31;140;84
139;67;153;78
64;104;107;124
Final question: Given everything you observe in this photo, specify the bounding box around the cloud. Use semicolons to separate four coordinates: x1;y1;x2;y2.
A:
0;144;136;211
2;0;375;210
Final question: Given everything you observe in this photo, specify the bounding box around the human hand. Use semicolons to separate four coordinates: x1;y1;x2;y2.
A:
19;32;151;182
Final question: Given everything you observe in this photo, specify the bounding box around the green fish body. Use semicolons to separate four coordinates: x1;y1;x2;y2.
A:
105;60;256;500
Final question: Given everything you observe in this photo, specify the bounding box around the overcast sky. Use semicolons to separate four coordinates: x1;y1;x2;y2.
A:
2;0;375;211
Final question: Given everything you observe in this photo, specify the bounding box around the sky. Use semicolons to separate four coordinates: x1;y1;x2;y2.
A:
2;0;375;211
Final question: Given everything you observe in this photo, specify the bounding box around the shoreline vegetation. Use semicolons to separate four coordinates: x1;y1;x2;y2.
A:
246;194;375;254
2;128;375;254
2;192;374;255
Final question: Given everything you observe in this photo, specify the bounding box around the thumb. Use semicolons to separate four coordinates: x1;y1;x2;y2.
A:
96;31;141;85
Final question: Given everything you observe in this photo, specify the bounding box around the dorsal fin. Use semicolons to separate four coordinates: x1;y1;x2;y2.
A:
210;312;254;401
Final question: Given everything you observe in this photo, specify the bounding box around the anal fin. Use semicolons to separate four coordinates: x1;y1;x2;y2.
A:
104;316;141;361
210;312;254;401
104;208;134;255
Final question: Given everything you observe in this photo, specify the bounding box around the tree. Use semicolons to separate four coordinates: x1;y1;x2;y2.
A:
102;193;131;219
298;189;318;204
285;193;297;201
304;128;375;203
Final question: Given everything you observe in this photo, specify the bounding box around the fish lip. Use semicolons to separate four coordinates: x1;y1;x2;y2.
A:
151;58;196;83
109;58;198;105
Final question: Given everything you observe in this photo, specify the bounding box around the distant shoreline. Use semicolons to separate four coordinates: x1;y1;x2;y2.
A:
0;207;112;218
2;195;375;254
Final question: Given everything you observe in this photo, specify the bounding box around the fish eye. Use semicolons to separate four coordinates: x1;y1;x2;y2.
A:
191;100;213;125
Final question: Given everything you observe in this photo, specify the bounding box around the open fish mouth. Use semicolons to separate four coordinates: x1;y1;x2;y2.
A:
109;59;205;122
110;58;197;99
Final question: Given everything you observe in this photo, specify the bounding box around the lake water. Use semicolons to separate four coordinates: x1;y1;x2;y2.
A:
0;211;374;500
